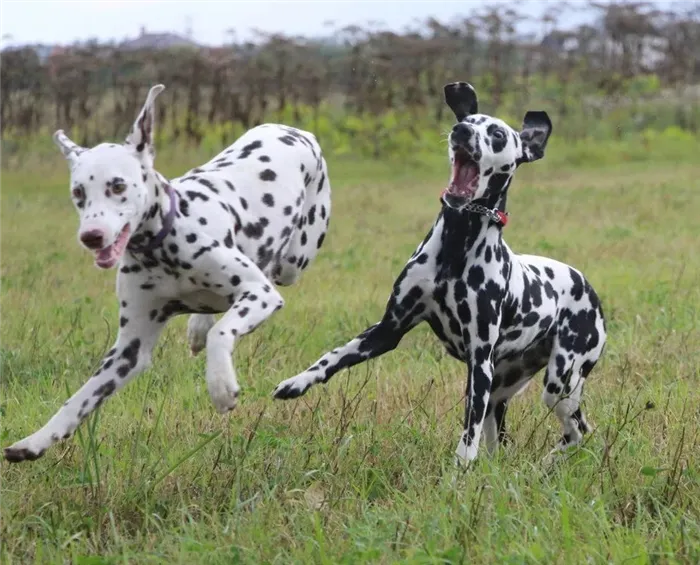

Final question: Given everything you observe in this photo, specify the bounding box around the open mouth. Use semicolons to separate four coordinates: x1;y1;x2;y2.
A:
445;151;480;201
95;224;131;269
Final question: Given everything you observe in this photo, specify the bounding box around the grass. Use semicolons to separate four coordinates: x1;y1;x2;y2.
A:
1;134;699;564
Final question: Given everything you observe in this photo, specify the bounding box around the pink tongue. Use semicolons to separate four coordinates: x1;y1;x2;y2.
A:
96;245;115;263
95;225;130;267
460;164;478;185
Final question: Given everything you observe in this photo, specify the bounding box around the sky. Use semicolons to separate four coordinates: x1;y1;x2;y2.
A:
0;0;683;48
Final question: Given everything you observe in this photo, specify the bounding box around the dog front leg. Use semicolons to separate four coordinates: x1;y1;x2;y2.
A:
272;320;404;399
273;259;428;400
3;298;170;463
455;346;495;466
204;265;285;414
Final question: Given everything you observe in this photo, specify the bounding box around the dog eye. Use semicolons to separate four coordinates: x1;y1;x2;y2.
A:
112;183;127;195
493;130;505;139
72;186;85;200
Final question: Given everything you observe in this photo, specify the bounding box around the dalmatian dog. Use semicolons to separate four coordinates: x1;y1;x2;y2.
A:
274;82;606;466
4;84;331;463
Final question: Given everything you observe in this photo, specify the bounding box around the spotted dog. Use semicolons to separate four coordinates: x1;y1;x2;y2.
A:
274;82;606;466
4;84;331;463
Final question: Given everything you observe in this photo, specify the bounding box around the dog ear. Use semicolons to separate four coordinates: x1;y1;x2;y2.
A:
53;130;85;167
125;84;165;157
444;82;478;121
517;111;552;165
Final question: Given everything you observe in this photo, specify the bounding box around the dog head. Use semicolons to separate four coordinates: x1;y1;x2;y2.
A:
442;82;552;210
53;84;165;269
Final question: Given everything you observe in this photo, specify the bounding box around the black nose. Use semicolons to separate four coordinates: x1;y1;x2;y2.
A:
451;122;473;145
80;230;105;250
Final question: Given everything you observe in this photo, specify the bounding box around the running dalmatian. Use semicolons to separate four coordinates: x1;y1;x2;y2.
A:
4;84;331;463
274;82;606;466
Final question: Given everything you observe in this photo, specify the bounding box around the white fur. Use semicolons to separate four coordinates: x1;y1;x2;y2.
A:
4;85;332;463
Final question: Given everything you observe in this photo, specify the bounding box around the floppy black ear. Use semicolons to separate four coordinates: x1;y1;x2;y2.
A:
444;82;478;121
518;111;553;164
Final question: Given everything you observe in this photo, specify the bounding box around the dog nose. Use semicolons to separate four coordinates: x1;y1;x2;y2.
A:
451;122;473;145
80;229;105;250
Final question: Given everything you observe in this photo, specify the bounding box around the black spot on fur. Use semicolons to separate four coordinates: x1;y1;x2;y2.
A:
467;265;485;291
193;244;216;259
243;220;266;239
93;380;116;399
116;338;141;378
157;300;190;323
179;199;190;216
522;312;540;327
569;268;585;301
486;173;510;196
239;140;262;159
186;191;209;202
224;230;234;248
197;178;219;193
260;169;277;182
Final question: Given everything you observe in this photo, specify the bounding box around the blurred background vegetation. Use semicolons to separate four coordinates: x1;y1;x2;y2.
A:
1;0;699;166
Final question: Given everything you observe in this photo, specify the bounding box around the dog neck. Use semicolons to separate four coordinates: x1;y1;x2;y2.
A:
473;189;508;215
472;171;512;214
440;197;503;247
441;173;512;233
127;168;175;253
436;176;512;279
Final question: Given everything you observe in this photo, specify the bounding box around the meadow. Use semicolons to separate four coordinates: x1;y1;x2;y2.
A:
1;125;699;563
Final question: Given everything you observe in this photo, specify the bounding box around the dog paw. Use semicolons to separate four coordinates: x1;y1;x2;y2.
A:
207;370;240;414
541;440;581;470
272;374;314;400
3;437;47;463
541;448;566;471
454;436;478;468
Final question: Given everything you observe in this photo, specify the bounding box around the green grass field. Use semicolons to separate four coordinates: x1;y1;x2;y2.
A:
1;135;699;564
